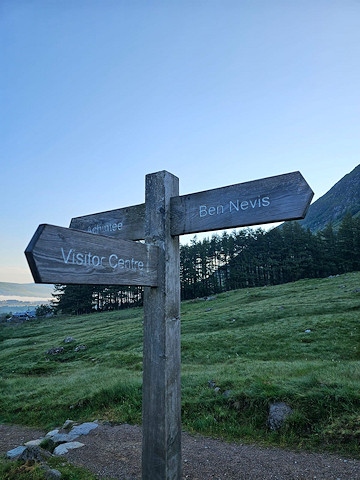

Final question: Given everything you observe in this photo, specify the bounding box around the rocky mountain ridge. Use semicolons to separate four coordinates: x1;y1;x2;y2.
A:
298;164;360;232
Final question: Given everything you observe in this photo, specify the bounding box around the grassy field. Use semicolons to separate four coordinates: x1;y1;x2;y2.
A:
1;272;360;463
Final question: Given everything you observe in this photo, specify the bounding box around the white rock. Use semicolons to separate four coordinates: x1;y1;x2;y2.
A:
70;422;98;436
6;446;26;458
53;441;84;455
24;438;44;446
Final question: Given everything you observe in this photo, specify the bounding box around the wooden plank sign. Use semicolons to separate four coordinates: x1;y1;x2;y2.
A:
25;224;158;286
170;171;314;236
25;169;314;480
69;172;313;240
70;203;145;241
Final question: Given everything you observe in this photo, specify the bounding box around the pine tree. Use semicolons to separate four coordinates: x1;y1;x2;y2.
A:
52;284;95;314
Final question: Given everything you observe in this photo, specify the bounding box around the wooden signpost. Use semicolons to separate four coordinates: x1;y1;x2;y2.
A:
25;170;313;480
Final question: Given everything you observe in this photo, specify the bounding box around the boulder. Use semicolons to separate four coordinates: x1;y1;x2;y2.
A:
268;401;293;430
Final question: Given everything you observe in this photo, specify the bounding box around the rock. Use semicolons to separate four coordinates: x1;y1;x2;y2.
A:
70;421;98;436
63;336;75;343
7;445;26;458
46;347;64;355
53;441;84;455
74;344;86;352
41;464;62;479
268;402;293;431
18;445;51;462
45;421;98;445
25;438;44;446
8;421;99;464
62;419;77;431
47;432;79;443
6;442;51;462
45;469;62;479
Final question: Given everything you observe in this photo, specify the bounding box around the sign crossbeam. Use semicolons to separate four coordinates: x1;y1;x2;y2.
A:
25;169;313;480
70;203;146;241
69;171;313;239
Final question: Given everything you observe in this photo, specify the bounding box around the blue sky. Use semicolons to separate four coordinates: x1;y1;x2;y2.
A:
1;0;359;283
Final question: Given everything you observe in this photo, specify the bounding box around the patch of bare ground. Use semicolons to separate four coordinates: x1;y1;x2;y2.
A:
1;423;360;479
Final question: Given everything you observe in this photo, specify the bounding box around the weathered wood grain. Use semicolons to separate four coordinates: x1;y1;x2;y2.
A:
70;172;313;240
70;203;145;240
25;224;158;286
170;171;314;235
142;171;182;480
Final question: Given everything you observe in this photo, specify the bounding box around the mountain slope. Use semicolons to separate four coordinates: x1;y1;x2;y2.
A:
298;164;360;233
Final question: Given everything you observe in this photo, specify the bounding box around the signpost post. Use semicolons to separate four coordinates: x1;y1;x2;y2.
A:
25;170;313;480
142;171;182;479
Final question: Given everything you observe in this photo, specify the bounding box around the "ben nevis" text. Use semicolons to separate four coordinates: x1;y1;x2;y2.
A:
199;195;270;218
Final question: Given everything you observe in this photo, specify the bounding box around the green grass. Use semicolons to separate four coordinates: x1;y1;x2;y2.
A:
1;272;360;462
0;456;100;479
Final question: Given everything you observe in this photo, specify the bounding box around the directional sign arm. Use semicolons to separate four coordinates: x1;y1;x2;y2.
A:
25;224;158;286
70;203;146;240
25;224;46;283
170;171;314;236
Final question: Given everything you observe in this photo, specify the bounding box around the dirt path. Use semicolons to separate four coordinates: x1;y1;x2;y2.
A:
1;423;360;479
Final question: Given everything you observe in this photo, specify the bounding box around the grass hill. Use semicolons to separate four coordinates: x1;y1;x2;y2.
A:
299;163;360;232
1;272;360;458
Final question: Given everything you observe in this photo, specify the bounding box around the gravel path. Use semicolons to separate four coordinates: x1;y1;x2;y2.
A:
1;423;360;479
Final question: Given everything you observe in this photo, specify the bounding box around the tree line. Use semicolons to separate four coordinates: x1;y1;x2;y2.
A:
53;213;360;314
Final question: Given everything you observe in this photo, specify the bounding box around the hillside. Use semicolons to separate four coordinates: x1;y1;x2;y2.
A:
1;272;360;459
298;163;360;232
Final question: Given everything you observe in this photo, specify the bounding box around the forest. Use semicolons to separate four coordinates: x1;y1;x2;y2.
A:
53;213;360;314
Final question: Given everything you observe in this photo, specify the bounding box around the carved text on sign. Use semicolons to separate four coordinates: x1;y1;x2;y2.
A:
87;221;123;234
60;247;144;271
199;195;271;218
